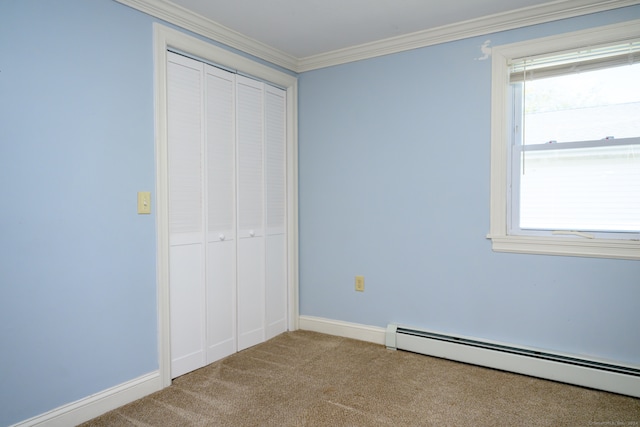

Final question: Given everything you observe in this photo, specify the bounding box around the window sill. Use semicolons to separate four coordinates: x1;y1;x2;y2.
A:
486;234;640;260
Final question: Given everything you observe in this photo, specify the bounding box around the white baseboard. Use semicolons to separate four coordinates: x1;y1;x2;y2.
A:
298;315;386;345
392;328;640;398
12;371;162;427
299;317;640;398
389;324;640;398
11;317;377;427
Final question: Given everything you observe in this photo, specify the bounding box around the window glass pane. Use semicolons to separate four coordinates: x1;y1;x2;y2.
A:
520;144;640;232
523;63;640;144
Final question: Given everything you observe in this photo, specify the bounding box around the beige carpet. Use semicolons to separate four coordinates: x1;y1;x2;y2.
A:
82;330;640;426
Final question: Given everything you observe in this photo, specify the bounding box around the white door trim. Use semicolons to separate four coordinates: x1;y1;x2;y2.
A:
154;23;299;388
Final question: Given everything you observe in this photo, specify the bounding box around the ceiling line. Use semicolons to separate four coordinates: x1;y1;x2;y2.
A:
115;0;298;70
297;0;640;72
115;0;640;73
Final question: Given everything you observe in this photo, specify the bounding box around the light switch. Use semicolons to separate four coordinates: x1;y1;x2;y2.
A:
137;192;151;214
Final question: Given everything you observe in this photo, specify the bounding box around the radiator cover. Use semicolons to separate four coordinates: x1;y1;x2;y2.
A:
386;324;640;398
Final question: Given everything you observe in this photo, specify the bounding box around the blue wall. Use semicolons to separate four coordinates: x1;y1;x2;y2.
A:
0;1;158;425
1;0;639;425
0;2;295;425
298;6;640;366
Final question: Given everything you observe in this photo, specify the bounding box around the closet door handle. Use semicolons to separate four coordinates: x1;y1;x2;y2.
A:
219;234;225;241
249;230;255;237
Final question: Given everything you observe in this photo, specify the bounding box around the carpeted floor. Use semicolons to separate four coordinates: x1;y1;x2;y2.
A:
82;330;640;426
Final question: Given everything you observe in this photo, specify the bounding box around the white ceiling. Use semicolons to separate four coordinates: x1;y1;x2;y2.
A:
117;0;639;71
169;0;573;58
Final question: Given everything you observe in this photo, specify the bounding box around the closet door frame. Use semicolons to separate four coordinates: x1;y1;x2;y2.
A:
154;23;299;388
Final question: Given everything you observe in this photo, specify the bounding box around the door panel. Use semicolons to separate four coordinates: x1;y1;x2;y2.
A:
170;244;205;378
265;233;287;339
237;236;265;351
264;85;287;340
206;240;236;363
167;52;206;379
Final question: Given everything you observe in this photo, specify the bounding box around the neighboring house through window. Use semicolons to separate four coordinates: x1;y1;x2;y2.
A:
488;19;640;260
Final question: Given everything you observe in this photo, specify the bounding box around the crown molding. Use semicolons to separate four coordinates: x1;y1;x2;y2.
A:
115;0;639;73
297;0;640;72
114;0;298;71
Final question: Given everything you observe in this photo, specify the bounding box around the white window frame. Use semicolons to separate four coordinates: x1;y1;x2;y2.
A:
488;19;640;260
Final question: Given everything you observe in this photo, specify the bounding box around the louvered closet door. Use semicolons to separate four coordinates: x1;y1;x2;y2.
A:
236;75;266;351
265;85;287;340
204;64;237;364
167;52;288;376
167;52;206;378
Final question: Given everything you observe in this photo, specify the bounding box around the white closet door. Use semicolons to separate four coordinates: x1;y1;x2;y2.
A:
265;85;287;339
167;54;289;371
204;64;237;363
167;52;206;378
236;75;265;351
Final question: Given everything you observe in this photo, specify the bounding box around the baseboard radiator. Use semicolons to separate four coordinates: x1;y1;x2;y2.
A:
385;324;640;398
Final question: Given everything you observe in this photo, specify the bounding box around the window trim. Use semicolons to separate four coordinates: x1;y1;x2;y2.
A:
488;19;640;260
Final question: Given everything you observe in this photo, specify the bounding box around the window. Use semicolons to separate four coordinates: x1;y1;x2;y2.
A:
489;19;640;260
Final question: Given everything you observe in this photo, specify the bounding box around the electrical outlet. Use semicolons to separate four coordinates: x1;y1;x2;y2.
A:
355;276;365;292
